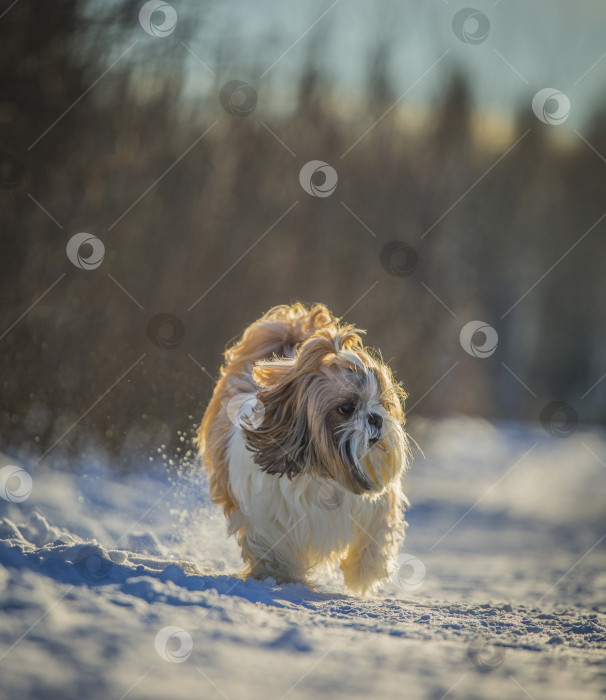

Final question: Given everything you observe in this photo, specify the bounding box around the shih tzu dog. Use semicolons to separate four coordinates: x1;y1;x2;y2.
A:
197;303;410;595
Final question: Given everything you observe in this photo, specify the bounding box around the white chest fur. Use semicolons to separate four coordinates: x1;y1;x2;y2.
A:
226;424;383;575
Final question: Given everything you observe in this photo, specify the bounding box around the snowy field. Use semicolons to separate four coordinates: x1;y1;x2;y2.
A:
0;417;605;700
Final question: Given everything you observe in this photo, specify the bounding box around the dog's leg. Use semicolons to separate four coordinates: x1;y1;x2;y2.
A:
236;522;312;587
340;486;405;596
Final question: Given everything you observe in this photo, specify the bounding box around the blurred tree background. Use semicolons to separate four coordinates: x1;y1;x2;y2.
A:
1;0;605;468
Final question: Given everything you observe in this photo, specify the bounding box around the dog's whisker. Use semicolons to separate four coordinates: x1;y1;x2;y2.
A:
406;432;425;459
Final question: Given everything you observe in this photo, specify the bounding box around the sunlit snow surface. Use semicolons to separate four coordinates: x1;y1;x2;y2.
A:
1;417;605;700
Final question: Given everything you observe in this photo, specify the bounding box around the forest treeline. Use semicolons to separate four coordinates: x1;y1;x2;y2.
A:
1;1;605;467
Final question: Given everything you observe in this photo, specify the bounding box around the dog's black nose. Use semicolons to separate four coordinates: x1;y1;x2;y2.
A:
367;412;383;430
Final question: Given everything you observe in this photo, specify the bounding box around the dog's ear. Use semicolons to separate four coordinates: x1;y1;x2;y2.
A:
242;361;314;478
242;326;365;478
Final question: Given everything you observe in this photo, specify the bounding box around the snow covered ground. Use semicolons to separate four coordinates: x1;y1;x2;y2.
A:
0;417;605;700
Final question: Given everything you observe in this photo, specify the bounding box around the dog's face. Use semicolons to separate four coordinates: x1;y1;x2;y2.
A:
242;325;409;494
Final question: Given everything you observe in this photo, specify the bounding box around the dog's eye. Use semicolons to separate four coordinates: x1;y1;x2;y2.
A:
338;402;356;416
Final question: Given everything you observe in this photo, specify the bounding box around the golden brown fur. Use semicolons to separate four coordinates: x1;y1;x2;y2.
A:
197;303;338;516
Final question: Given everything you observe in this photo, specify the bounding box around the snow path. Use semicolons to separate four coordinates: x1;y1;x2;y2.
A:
0;417;605;699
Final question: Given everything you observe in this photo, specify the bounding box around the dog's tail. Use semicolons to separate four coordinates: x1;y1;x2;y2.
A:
222;302;338;378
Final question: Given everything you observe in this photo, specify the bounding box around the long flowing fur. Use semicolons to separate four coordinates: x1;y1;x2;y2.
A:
197;302;410;595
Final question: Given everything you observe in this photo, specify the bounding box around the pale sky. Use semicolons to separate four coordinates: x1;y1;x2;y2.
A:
179;0;606;128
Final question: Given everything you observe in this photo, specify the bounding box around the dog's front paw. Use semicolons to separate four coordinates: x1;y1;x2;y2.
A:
246;561;312;589
340;549;388;597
